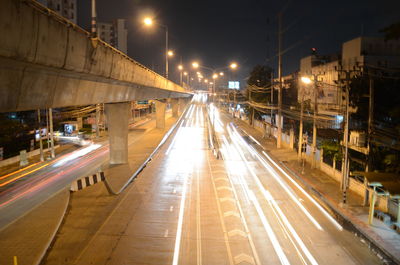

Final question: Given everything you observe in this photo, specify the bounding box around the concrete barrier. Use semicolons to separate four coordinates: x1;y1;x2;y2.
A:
70;172;105;192
0;145;60;168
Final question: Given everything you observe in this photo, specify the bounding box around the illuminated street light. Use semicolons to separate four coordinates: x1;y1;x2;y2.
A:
212;73;218;79
143;17;153;25
183;71;188;76
143;17;170;78
219;72;224;76
230;62;238;69
192;62;199;68
301;76;312;84
178;65;183;70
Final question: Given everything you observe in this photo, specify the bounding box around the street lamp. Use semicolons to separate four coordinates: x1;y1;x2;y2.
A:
192;62;199;69
230;62;238;69
301;75;319;168
178;64;183;85
183;71;190;85
144;17;170;79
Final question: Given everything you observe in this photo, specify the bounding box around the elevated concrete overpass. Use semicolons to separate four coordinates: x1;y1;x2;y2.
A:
0;0;192;163
0;0;191;113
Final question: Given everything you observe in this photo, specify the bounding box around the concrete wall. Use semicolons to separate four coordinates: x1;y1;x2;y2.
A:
0;0;190;112
0;145;60;167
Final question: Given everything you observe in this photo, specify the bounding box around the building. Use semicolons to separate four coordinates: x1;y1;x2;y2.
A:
342;36;400;71
299;54;340;116
299;36;400;117
97;19;128;54
37;0;77;25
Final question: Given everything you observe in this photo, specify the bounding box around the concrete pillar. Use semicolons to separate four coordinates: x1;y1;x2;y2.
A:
178;98;185;114
171;98;179;117
289;129;294;149
156;100;166;129
105;102;130;164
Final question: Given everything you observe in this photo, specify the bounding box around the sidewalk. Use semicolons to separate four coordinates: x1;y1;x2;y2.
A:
0;113;181;265
234;118;400;265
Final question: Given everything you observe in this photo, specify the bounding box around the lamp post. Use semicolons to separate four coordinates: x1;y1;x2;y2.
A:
144;18;171;79
178;64;183;85
192;61;238;97
183;71;189;86
301;75;319;168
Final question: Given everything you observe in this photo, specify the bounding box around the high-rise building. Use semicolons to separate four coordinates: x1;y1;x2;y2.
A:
97;19;128;54
37;0;77;25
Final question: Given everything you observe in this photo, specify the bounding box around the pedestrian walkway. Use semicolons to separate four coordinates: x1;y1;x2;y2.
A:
0;114;180;265
234;117;400;264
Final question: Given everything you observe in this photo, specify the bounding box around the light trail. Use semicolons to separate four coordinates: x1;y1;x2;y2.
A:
0;147;108;208
265;190;319;265
0;162;41;180
248;190;291;265
226;126;319;264
261;150;343;231
0;163;50;187
228;124;324;231
236;126;343;231
172;174;188;265
222;128;292;264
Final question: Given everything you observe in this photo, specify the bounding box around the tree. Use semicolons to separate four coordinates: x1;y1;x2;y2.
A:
247;65;273;87
380;22;400;41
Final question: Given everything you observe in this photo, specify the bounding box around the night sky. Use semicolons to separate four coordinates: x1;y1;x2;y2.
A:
77;0;400;84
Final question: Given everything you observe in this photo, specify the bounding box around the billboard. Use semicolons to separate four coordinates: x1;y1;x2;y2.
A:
228;81;240;89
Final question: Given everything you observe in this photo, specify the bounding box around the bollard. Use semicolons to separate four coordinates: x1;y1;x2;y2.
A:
13;256;18;265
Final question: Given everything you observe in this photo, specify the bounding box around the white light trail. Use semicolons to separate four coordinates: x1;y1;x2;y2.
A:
249;191;291;265
53;144;101;167
228;125;324;231
226;126;319;265
261;150;343;231
172;175;188;265
265;190;319;265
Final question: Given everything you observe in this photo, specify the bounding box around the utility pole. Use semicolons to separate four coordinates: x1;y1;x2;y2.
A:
91;0;97;38
165;27;169;79
45;109;50;157
270;71;274;136
342;71;350;204
49;108;55;158
277;12;283;148
249;87;254;126
37;109;44;162
95;103;100;138
364;74;374;205
312;75;318;168
298;88;304;160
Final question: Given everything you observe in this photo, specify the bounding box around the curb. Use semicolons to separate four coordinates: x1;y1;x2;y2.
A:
36;188;70;265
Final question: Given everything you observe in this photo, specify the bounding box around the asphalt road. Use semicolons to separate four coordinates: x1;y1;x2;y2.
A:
68;94;383;265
